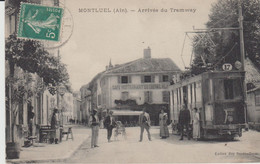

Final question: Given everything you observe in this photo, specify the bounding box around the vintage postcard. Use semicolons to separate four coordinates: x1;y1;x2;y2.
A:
4;0;260;163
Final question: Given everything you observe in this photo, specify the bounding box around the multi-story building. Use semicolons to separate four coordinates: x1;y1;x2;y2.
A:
82;47;181;125
5;0;64;145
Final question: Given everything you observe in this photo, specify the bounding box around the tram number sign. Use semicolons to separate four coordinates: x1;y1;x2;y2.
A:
222;63;233;71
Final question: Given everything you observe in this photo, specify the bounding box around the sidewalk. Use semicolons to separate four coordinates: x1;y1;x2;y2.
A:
6;125;90;164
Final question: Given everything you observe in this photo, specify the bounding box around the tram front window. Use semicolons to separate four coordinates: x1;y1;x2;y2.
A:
214;78;243;100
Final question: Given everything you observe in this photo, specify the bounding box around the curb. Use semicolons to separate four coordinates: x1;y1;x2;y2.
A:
6;135;90;164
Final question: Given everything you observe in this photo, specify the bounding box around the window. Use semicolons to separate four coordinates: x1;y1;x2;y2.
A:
162;91;170;103
144;76;151;83
121;92;129;101
224;80;234;99
144;91;153;103
118;76;131;83
121;76;128;83
256;91;260;106
214;78;243;100
162;75;169;82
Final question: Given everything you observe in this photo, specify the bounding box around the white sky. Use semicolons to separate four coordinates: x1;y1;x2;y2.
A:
59;0;218;91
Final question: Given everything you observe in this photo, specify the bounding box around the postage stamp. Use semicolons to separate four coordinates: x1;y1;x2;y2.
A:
17;3;63;41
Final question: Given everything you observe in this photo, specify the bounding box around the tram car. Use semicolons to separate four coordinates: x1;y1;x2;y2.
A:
169;71;247;139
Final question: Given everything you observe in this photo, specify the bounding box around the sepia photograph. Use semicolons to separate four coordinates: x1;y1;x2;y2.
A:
3;0;260;163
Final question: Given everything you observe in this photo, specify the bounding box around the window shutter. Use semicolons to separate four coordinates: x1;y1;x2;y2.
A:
128;75;132;83
141;76;144;83
152;75;155;83
118;76;121;83
159;75;162;82
169;74;173;82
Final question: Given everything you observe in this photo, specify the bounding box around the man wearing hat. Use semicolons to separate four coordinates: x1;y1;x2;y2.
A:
50;108;59;144
89;109;100;148
104;110;116;142
139;108;151;142
178;104;191;140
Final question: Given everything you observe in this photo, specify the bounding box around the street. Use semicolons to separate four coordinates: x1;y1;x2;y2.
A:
50;127;260;163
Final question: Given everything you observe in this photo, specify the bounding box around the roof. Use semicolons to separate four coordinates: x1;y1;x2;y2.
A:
106;58;181;74
245;58;260;91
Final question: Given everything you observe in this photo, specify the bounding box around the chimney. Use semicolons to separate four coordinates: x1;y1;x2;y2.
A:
143;47;151;59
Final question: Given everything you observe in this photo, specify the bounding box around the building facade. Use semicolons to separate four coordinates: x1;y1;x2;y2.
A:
245;58;260;124
81;47;181;125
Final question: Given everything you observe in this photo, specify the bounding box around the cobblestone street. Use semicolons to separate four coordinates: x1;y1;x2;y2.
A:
57;127;260;163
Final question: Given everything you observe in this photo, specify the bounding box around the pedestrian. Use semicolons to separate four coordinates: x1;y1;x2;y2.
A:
178;104;191;140
159;109;169;139
89;109;100;148
100;117;104;129
139;108;151;142
192;108;200;141
104;110;116;142
50;108;59;144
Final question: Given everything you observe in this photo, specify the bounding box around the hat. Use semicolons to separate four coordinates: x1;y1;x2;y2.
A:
53;108;59;113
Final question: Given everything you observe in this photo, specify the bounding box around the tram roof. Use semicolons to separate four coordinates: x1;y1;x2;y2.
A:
169;70;245;89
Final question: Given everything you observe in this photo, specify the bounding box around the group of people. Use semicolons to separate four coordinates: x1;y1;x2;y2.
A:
89;105;200;148
89;109;117;148
178;104;200;140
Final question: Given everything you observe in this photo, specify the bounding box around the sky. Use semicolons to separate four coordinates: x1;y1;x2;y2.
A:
59;0;218;91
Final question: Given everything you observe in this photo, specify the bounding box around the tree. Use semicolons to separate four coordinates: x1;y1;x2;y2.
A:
191;0;260;74
5;34;71;142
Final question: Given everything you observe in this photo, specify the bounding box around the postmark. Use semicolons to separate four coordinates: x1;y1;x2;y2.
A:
17;3;63;42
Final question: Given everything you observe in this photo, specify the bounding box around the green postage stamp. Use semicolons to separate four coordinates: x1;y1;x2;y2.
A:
18;3;63;41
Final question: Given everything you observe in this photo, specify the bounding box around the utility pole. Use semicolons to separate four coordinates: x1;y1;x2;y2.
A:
238;0;248;126
238;0;245;71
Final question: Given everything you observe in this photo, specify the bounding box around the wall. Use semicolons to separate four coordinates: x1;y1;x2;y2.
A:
247;90;260;123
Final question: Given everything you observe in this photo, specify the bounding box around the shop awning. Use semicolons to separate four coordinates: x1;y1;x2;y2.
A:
111;110;142;116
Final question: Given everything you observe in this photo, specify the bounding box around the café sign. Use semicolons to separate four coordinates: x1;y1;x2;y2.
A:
112;83;169;90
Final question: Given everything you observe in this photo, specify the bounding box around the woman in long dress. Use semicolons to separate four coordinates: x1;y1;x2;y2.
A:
193;108;200;141
159;109;169;139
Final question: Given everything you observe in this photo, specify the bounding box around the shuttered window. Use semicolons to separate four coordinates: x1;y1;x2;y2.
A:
256;91;260;106
118;75;132;83
162;91;170;103
162;75;169;82
144;91;153;103
121;92;129;101
142;75;155;83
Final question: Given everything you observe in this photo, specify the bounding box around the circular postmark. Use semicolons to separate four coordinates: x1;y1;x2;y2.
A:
44;2;74;49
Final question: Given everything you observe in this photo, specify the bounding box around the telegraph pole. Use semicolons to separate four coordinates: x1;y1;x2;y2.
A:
238;0;245;71
238;0;248;126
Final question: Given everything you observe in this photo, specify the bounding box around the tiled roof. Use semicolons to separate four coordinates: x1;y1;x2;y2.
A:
106;58;181;74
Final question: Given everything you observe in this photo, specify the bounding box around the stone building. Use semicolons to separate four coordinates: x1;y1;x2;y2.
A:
81;47;181;125
245;58;260;124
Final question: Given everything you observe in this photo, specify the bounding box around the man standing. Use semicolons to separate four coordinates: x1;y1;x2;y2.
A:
50;108;59;144
139;108;151;142
178;104;191;140
89;109;99;148
104;110;116;142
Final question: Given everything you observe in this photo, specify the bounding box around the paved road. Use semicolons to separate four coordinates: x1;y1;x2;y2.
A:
57;127;260;163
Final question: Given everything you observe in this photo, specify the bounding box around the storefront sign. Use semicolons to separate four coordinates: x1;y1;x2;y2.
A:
112;83;169;90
